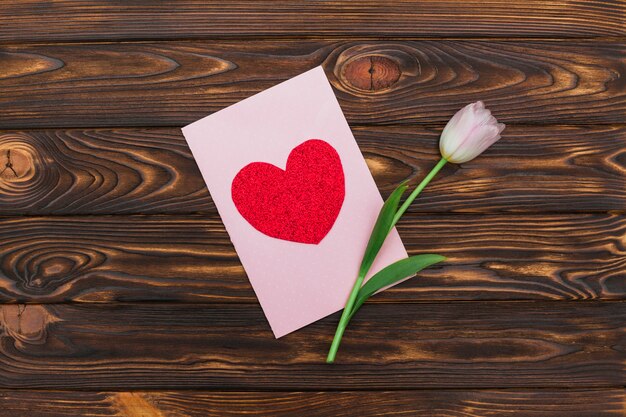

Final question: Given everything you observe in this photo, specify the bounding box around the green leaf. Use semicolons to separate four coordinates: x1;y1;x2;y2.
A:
358;182;408;279
350;254;446;320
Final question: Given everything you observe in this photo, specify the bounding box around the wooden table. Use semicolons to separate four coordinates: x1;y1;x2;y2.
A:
0;2;624;416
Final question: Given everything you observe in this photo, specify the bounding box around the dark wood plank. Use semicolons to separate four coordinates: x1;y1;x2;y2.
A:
0;214;622;303
1;125;623;215
1;1;624;42
0;128;211;215
0;389;623;416
0;301;623;389
1;40;624;128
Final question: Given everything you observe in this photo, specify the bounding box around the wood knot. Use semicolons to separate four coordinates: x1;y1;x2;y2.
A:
0;133;38;188
342;56;401;91
0;148;32;181
0;305;58;346
332;45;419;95
8;246;106;294
0;134;47;209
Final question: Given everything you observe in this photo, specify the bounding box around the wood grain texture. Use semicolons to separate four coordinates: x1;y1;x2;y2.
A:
0;302;623;389
0;129;211;215
0;214;622;303
1;0;624;411
0;389;624;417
1;1;624;42
0;125;624;215
1;40;624;129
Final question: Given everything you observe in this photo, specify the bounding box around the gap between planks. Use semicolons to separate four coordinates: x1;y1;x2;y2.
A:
1;36;626;48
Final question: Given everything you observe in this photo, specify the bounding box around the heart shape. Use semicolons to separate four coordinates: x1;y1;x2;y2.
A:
231;139;345;244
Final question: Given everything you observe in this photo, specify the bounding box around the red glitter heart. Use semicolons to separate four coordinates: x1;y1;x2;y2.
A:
231;139;345;244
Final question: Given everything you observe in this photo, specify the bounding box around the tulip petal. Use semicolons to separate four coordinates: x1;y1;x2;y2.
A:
439;101;505;164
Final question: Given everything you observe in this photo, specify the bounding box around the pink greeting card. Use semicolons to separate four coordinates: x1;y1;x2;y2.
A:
182;66;407;338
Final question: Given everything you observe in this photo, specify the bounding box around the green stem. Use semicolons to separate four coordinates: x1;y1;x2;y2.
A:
326;272;365;363
326;157;447;364
392;157;447;225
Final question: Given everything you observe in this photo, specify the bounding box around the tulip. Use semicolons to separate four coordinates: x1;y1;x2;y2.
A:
439;101;506;164
327;101;504;363
392;101;504;223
